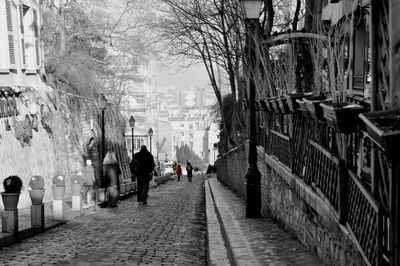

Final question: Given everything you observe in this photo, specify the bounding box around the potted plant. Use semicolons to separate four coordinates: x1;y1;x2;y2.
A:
52;175;65;200
28;175;45;205
359;110;400;160
303;95;328;120
285;92;313;113
2;176;23;211
277;97;291;114
264;97;277;112
71;172;84;196
320;102;365;134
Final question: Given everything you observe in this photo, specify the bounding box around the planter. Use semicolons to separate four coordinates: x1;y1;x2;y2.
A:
71;183;82;196
132;182;137;192
271;99;281;113
125;183;131;194
278;97;291;114
259;99;269;112
285;93;313;113
359;109;400;160
304;96;328;120
264;97;276;112
29;189;45;205
1;193;20;211
295;99;309;117
52;186;66;200
320;102;365;134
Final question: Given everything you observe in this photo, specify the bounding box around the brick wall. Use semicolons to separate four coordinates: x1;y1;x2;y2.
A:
216;144;365;266
0;87;131;209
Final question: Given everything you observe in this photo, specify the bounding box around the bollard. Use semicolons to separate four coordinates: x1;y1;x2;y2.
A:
98;188;106;202
53;199;64;220
2;210;18;234
87;190;94;205
31;204;45;230
72;195;82;210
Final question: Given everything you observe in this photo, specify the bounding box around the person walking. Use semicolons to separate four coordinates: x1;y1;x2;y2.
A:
83;159;95;204
103;152;121;208
186;161;193;182
176;164;182;181
133;145;155;205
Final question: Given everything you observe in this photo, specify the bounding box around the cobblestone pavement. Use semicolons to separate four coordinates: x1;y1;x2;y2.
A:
0;176;207;266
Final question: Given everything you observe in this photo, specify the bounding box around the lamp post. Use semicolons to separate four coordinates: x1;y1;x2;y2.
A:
213;143;218;164
129;116;135;156
240;0;262;218
148;128;154;154
98;94;107;188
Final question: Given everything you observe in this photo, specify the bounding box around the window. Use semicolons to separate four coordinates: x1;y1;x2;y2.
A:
189;124;193;129
181;142;184;147
4;0;15;68
136;99;145;108
195;122;199;130
181;132;184;137
173;136;176;142
189;133;193;139
180;124;184;128
189;142;193;149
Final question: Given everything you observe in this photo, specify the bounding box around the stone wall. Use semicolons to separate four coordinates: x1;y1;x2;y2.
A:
216;143;247;197
216;145;365;266
0;86;131;209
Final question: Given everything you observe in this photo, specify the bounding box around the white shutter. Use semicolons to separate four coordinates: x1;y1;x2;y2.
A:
33;9;40;68
5;0;16;68
19;3;26;68
0;0;10;71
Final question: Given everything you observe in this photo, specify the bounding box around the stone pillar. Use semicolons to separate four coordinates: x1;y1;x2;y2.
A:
31;204;45;230
98;188;106;202
1;210;18;234
53;199;64;220
87;190;94;205
72;195;82;210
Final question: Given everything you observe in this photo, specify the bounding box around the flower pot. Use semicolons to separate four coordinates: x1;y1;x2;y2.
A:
259;99;269;112
71;183;82;196
320;102;365;133
132;182;137;192
359;109;400;161
295;99;309;117
285;93;313;113
304;96;328;120
29;189;45;205
1;192;20;211
271;99;281;113
264;97;276;112
278;97;291;114
52;186;66;200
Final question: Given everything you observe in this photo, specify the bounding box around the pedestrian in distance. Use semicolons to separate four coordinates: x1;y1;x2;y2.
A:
133;145;155;205
83;159;95;204
103;152;121;208
186;161;193;182
176;164;182;181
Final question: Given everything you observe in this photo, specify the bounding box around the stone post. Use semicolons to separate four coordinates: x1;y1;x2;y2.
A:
72;195;82;210
31;204;45;230
1;210;18;234
53;199;64;220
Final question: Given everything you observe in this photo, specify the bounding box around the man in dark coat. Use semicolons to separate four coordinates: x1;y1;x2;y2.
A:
133;145;155;205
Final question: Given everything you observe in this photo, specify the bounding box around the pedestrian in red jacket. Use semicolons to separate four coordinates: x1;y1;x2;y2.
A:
176;164;182;181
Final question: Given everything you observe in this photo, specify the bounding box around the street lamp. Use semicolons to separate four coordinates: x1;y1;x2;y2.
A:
129;116;135;156
98;93;107;188
240;0;262;218
213;143;218;164
148;128;153;154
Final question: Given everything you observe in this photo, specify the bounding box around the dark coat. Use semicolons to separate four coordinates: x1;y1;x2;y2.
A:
133;149;155;181
104;164;121;188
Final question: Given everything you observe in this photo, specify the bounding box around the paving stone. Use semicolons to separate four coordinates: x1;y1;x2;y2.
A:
0;177;207;265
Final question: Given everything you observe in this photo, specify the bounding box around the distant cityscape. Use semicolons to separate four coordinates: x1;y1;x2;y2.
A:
107;54;219;167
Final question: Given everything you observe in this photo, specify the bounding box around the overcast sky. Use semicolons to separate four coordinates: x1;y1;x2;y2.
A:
157;63;210;90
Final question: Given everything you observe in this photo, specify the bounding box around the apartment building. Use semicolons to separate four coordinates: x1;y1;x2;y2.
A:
0;0;44;87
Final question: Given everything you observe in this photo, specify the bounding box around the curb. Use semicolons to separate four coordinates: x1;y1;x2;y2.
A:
205;178;232;266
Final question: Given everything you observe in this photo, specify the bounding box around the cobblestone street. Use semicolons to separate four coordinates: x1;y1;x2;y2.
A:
0;177;207;266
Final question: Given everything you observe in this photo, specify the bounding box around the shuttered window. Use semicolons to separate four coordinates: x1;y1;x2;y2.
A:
19;4;26;66
33;9;40;67
5;0;15;66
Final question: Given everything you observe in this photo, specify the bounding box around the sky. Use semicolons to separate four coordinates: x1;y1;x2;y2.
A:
156;63;210;91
